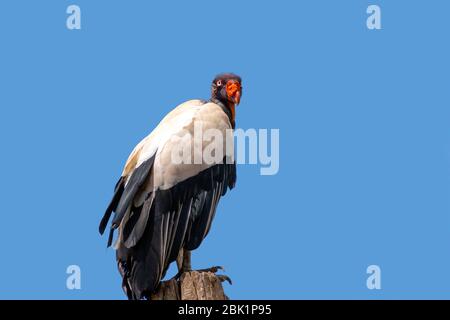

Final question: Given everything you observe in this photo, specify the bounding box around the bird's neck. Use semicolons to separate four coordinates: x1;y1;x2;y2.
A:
228;103;236;127
211;97;236;128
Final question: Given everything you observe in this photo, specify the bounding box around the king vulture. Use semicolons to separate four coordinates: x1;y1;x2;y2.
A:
99;73;242;300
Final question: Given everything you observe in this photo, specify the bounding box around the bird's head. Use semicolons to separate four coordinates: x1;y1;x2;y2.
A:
211;73;242;106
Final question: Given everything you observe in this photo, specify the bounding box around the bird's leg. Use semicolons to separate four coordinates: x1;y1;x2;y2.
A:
174;249;192;279
181;249;192;273
174;249;231;284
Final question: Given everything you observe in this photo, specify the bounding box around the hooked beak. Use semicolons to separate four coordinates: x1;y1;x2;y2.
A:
226;81;242;105
232;90;241;105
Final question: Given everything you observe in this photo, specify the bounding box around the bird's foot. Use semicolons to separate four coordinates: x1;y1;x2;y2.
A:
173;266;232;284
195;266;232;285
197;265;224;273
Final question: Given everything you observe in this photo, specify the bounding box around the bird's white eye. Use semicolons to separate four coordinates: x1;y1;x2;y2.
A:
216;80;222;86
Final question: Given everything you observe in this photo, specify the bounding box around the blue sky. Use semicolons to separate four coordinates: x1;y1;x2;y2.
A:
1;0;450;299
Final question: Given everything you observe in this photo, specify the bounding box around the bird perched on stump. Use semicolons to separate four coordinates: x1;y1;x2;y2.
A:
99;73;242;300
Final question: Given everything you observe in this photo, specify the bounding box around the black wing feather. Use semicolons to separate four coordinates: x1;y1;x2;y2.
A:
99;176;125;235
109;159;236;299
111;154;155;228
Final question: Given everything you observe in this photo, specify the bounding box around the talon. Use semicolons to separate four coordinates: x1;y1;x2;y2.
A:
217;275;232;285
210;265;224;273
197;265;224;273
187;265;231;284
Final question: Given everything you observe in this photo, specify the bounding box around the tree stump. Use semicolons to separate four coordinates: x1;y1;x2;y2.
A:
151;271;229;300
